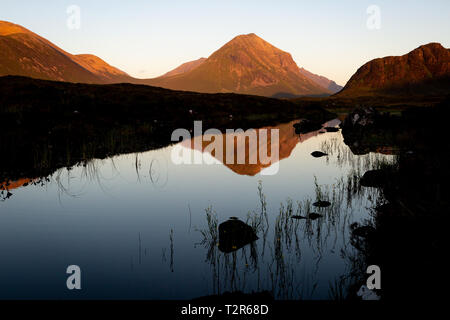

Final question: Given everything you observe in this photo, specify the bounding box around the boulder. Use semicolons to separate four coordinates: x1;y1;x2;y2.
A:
343;106;379;128
350;223;376;238
293;119;322;134
313;200;331;208
218;218;258;253
292;213;323;220
307;213;323;220
360;169;391;188
311;151;328;158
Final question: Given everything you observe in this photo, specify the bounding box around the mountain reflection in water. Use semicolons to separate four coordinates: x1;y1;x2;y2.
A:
0;118;395;299
181;119;341;176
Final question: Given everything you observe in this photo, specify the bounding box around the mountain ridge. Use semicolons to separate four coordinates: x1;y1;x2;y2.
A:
0;22;336;97
299;67;343;93
0;20;134;84
160;57;207;78
337;42;450;97
2;20;448;101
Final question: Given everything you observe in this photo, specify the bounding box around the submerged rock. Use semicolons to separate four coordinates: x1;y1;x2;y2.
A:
218;218;258;253
360;169;392;188
357;285;380;301
292;213;323;220
351;223;376;238
292;215;307;219
307;213;323;220
293;119;322;134
343;106;379;128
311;151;328;158
313;200;331;208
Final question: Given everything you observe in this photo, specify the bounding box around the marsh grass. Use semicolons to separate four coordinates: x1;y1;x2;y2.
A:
194;143;390;300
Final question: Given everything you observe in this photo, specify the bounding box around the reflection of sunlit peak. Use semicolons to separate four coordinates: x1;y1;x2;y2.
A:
0;178;34;191
177;120;339;176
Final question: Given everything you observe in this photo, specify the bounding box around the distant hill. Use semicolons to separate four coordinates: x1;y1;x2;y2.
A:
0;21;340;98
144;33;331;97
299;68;342;93
337;43;450;97
160;57;207;78
0;20;133;84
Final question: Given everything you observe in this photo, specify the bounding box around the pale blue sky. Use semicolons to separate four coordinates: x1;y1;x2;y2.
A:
1;0;449;85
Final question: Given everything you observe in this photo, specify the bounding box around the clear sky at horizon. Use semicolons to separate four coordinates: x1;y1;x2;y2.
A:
1;0;449;85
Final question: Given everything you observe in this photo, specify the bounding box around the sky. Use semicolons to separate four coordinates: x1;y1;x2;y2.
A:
1;0;449;85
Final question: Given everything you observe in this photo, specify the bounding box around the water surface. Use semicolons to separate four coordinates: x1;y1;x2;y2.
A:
0;119;394;299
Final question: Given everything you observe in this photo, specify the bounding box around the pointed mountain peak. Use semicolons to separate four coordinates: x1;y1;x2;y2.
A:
233;33;259;40
224;33;277;50
147;33;331;97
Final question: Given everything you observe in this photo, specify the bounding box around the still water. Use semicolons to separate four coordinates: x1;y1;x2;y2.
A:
0;119;394;299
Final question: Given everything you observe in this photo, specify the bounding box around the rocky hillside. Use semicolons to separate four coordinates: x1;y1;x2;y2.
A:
337;43;450;97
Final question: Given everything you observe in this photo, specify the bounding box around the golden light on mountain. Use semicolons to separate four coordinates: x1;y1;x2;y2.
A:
338;43;450;97
0;20;133;84
146;33;331;97
0;21;341;98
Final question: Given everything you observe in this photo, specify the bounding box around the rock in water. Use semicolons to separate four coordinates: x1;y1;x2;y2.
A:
293;119;323;134
308;213;323;220
313;200;331;207
218;218;258;253
311;151;328;158
343;106;379;128
351;223;376;238
292;215;307;219
292;213;323;220
360;169;392;188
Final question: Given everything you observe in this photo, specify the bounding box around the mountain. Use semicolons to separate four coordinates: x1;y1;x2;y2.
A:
72;54;132;83
0;21;339;97
160;57;207;78
338;43;450;97
0;20;132;83
144;33;331;97
299;68;342;93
